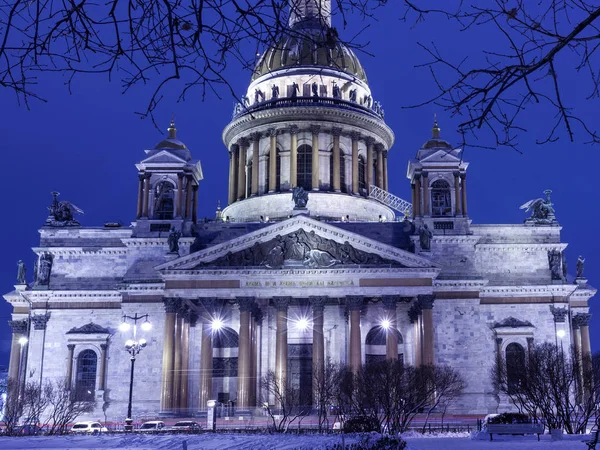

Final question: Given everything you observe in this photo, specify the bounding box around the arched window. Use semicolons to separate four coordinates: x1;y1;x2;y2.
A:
431;179;452;217
297;145;312;190
154;181;175;220
365;326;403;365
340;153;347;193
358;155;366;194
75;350;97;401
506;343;526;393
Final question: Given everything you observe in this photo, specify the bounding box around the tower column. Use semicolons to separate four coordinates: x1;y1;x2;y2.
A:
184;177;192;219
419;295;435;365
375;144;384;188
251;133;260;196
237;297;254;410
65;344;75;390
237;138;248;200
229;145;239;205
347;296;363;372
414;174;422;217
310;297;326;391
176;173;184;218
366;138;374;194
289;126;299;189
332;128;341;191
453;171;462;216
460;173;468;217
382;296;399;360
136;175;144;218
422;171;430;216
268;129;277;192
199;301;214;411
142;174;151;218
411;183;417;219
273;296;290;402
160;298;178;412
351;132;360;194
311;126;320;190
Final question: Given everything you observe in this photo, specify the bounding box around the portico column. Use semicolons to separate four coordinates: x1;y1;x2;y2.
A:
66;344;75;390
366;138;374;194
347;296;363;372
180;314;190;412
460;173;468;216
332;128;342;191
453;171;462;216
382;296;399;360
268;129;277;192
572;318;583;399
311;126;320;190
419;295;435;365
375;144;384;188
98;343;108;391
422;171;430;216
249;306;257;407
136;174;144;218
176;173;184;218
160;298;178;412
172;312;183;411
383;151;389;191
237;297;254;409
351;132;360;194
237;138;248;200
273;296;290;402
229;145;239;205
198;302;214;411
289;126;299;189
7;320;27;384
310;297;326;390
142;174;151;218
414;174;422;217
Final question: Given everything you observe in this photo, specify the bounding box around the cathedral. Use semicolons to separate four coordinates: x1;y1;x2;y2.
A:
3;0;596;420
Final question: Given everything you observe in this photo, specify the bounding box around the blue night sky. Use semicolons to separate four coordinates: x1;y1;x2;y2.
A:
0;4;598;366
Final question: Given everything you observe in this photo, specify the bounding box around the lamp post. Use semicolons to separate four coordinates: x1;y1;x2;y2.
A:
119;313;152;431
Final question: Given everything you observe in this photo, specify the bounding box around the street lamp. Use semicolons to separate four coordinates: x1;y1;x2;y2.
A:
120;313;151;431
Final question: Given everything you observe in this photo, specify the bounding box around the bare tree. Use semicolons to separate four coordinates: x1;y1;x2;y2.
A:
313;358;343;432
21;381;51;431
2;378;24;436
261;369;308;433
420;365;465;433
401;1;600;150
45;378;95;435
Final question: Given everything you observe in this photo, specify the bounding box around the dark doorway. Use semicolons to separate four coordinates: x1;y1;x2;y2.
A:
288;344;312;407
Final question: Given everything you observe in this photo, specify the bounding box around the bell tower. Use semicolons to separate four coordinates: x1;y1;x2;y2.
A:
134;121;203;236
407;118;470;234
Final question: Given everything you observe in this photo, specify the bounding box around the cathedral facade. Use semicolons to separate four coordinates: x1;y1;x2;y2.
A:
3;0;596;421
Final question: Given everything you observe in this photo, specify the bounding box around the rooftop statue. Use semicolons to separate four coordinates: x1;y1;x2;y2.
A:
16;260;26;284
576;255;585;279
292;186;309;209
45;191;84;227
520;189;557;224
168;227;181;254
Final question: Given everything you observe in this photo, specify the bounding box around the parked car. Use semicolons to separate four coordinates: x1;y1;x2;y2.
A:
171;421;201;432
14;424;45;436
70;421;108;434
333;416;379;433
139;421;166;432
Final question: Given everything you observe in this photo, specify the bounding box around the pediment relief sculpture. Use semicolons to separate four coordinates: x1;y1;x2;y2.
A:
195;228;402;269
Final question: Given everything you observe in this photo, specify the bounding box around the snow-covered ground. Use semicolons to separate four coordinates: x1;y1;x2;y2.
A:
0;431;593;449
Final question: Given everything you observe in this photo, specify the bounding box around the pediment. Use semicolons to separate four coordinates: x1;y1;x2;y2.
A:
419;147;463;164
157;215;438;271
140;149;188;165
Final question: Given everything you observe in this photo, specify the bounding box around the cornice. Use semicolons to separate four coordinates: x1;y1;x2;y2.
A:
475;243;567;252
121;238;195;247
22;290;122;300
162;267;439;278
121;283;165;292
32;247;127;256
481;284;577;297
431;236;482;245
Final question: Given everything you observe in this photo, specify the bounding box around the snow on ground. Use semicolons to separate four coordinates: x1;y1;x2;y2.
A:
0;431;594;449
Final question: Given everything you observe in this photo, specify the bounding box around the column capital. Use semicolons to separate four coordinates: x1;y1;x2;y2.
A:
526;337;534;346
188;311;199;327
198;298;218;315
572;317;581;329
32;312;51;330
575;313;592;327
100;343;108;351
138;173;145;181
309;124;321;135
364;136;376;146
407;302;421;323
349;131;361;141
272;296;291;311
309;296;327;311
177;172;184;180
289;125;300;135
453;170;461;178
496;337;503;345
163;297;179;314
8;319;28;334
238;137;250;148
418;294;435;310
549;305;568;323
346;295;364;311
230;143;240;153
252;304;264;325
381;295;401;310
67;344;76;351
460;172;467;180
421;171;429;179
237;297;256;312
374;143;385;152
331;127;343;137
250;132;262;142
266;128;278;137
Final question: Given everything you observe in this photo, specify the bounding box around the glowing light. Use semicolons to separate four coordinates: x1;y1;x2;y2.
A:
381;319;391;330
212;318;223;332
18;336;28;345
296;317;309;331
141;321;152;331
557;329;566;338
119;322;131;332
139;338;147;346
125;339;134;348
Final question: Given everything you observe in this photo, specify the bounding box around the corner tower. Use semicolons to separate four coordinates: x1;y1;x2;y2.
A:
221;0;395;222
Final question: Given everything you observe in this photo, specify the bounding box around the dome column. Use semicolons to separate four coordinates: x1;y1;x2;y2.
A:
383;151;389;191
229;145;239;205
375;144;384;189
311;125;320;190
365;138;374;194
251;133;261;196
332;128;342;192
289;126;299;189
237;138;249;200
351;132;360;194
268;129;278;192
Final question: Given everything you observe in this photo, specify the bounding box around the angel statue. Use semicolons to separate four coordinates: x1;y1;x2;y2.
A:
520;189;556;224
576;255;585;279
46;191;84;226
292;186;309;209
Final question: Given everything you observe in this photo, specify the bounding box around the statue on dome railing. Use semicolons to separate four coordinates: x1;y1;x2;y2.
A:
292;186;309;209
520;189;557;224
45;191;84;227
